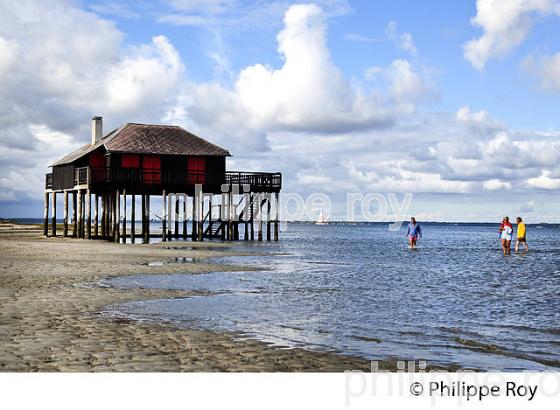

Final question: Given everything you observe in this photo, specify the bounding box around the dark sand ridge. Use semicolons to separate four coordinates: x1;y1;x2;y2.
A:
0;221;400;371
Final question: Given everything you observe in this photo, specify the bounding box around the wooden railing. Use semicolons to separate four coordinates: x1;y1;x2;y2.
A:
45;173;53;189
46;168;282;192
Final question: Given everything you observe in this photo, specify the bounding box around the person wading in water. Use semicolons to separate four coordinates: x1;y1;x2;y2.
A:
515;216;529;253
499;216;513;255
406;217;422;249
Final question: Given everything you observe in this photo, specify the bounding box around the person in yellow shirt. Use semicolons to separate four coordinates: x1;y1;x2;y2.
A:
515;217;528;253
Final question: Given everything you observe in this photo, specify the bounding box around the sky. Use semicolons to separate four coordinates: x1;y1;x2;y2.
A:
0;0;559;222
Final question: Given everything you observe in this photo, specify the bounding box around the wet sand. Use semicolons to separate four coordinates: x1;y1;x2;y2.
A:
0;221;389;372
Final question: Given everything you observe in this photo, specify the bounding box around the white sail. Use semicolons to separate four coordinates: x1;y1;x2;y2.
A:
315;210;328;225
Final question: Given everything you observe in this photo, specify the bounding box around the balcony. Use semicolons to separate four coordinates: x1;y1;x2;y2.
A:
45;167;282;193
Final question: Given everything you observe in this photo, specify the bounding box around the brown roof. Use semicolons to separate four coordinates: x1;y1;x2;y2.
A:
51;123;231;166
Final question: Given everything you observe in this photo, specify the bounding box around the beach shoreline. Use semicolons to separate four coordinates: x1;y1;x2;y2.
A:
0;221;402;372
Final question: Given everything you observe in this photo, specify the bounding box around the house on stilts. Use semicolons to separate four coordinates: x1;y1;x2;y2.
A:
44;117;282;243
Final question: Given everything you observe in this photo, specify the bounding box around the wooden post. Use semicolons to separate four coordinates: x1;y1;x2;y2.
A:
86;189;91;239
198;193;204;241
167;193;172;238
250;193;255;241
122;190;127;243
162;190;167;242
266;196;271;241
43;192;49;236
257;194;263;242
72;192;77;237
182;194;188;240
244;193;249;241
141;194;146;243
174;196;179;238
63;191;69;237
100;194;105;238
191;193;197;240
82;191;86;238
76;190;82;238
227;191;232;241
114;190;120;243
208;196;213;240
51;192;57;237
109;192;114;242
94;194;99;238
220;193;226;240
131;194;135;243
145;195;150;242
274;192;279;241
107;193;112;240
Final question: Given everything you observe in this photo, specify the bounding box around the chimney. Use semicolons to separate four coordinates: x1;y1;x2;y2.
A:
91;116;103;145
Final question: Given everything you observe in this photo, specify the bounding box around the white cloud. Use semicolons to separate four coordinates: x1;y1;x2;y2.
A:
523;52;560;92
483;179;512;190
385;59;427;111
0;36;18;78
463;0;560;70
385;21;417;56
235;4;390;132
170;2;404;147
527;171;560;189
105;36;183;113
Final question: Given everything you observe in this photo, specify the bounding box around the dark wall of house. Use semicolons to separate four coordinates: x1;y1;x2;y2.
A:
52;165;75;190
50;153;228;194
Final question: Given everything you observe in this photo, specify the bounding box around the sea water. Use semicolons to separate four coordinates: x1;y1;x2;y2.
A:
103;222;560;370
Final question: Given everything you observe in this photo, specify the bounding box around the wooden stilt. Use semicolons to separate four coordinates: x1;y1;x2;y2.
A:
131;194;135;243
43;192;49;236
51;192;57;237
258;194;263;242
250;193;255;241
182;194;188;240
208;196;213;240
114;190;120;243
82;191;86;238
94;194;99;238
109;194;117;242
63;191;69;237
167;193;172;238
220;193;226;240
107;193;112;240
227;191;233;241
76;190;82;238
198;193;204;241
145;195;150;242
86;189;91;239
274;192;279;241
141;194;146;243
122;190;127;243
72;192;77;237
266;196;271;241
191;193;197;240
244;193;249;241
100;194;105;238
162;190;167;242
174;196;179;238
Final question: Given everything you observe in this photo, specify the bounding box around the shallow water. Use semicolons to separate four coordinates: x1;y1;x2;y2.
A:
104;222;560;370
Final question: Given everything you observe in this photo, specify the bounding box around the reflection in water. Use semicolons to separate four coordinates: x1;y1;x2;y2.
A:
105;223;560;370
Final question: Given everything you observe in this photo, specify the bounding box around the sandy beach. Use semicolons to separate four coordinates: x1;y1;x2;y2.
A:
0;221;388;372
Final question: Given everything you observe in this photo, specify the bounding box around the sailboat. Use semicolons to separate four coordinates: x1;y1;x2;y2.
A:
315;210;328;225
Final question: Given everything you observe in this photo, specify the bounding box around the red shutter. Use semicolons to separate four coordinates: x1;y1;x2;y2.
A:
187;157;205;184
89;152;105;168
89;152;106;182
143;155;161;184
122;154;140;168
